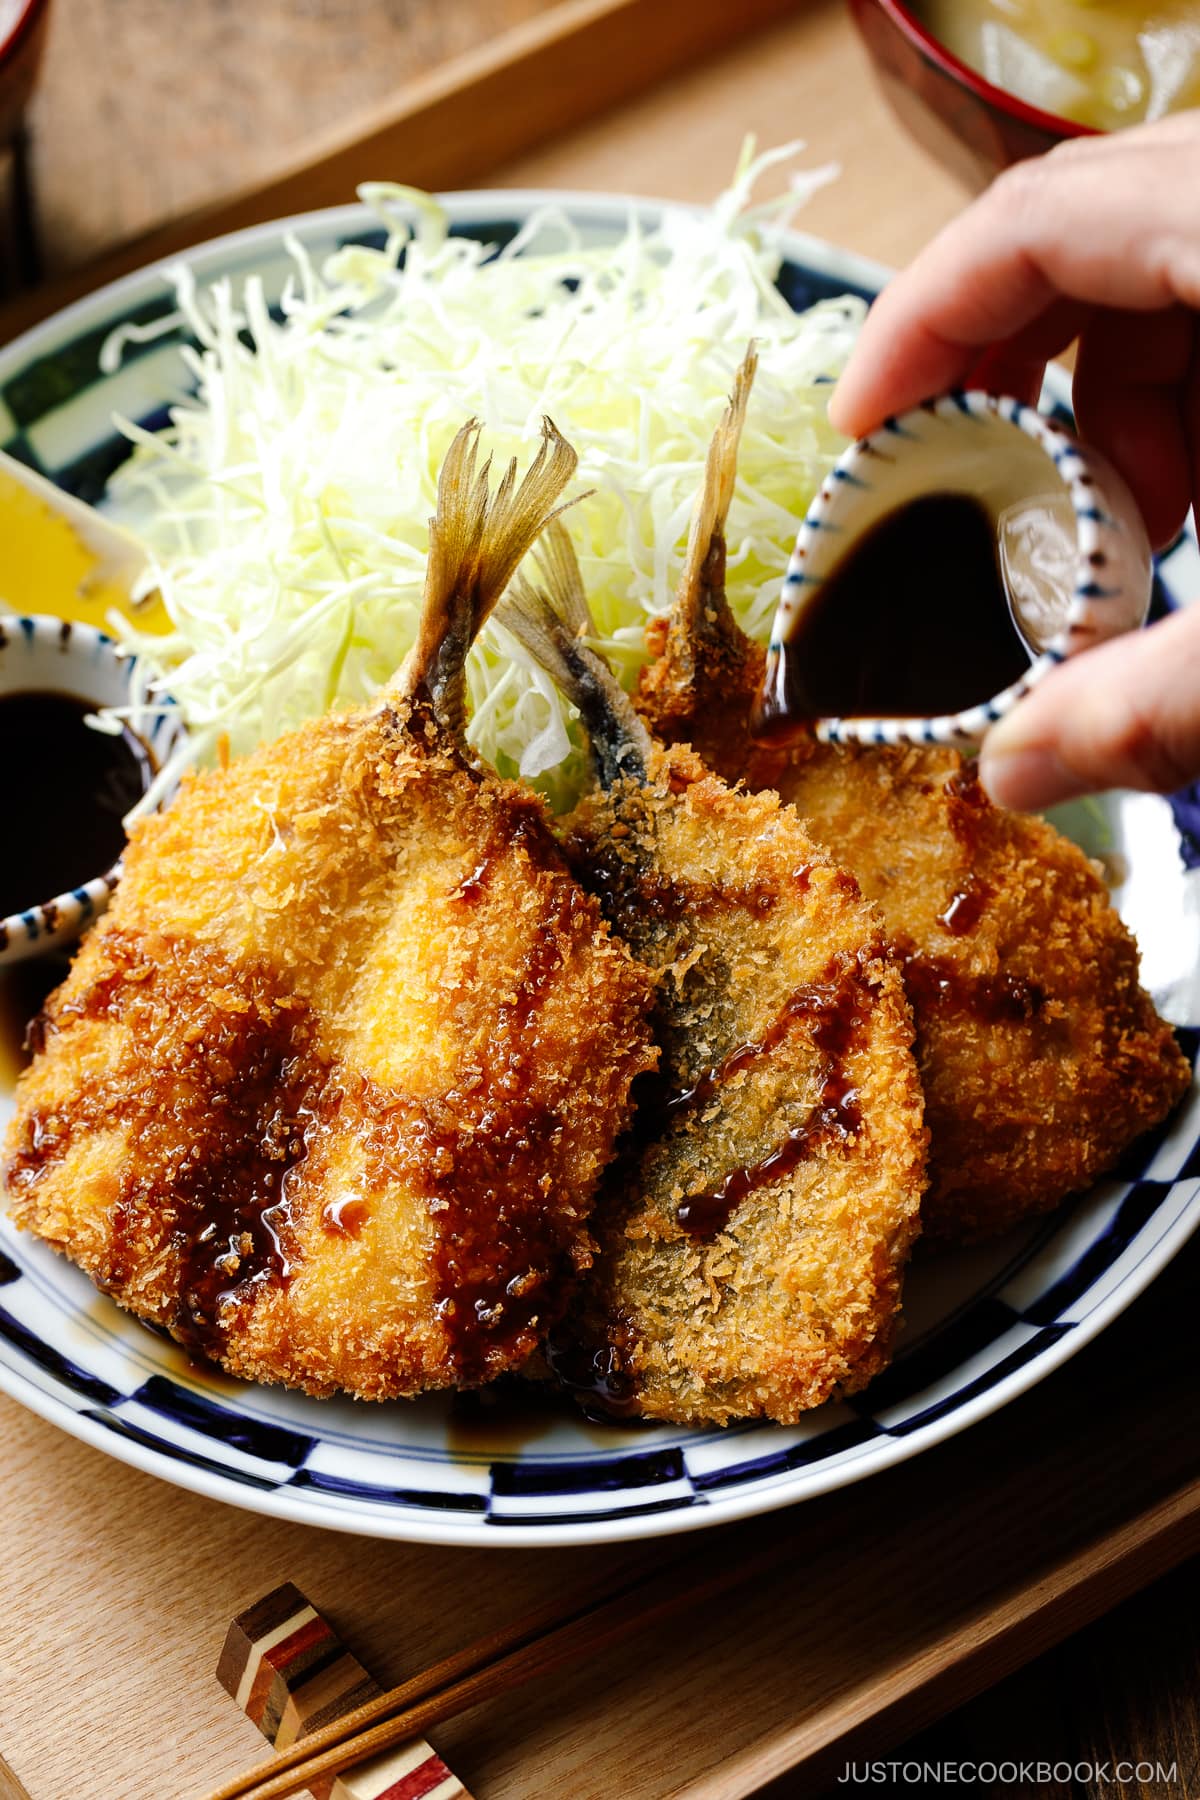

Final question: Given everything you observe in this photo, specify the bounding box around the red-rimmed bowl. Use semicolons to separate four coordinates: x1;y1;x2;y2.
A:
849;0;1098;191
0;0;50;146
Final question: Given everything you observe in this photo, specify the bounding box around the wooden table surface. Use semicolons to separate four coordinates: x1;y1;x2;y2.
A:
1;4;1197;1797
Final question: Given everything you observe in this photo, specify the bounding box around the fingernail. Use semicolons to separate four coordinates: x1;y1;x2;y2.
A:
979;745;1087;812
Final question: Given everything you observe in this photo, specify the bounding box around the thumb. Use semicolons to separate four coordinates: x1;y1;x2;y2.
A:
979;604;1200;810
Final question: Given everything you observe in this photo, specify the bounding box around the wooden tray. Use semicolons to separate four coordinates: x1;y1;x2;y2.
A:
1;5;1196;1796
0;0;967;346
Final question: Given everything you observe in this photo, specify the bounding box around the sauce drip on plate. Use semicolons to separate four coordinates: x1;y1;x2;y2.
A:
0;953;70;1093
754;493;1032;739
0;689;151;917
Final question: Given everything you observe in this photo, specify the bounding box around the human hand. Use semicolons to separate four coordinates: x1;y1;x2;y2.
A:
827;114;1200;810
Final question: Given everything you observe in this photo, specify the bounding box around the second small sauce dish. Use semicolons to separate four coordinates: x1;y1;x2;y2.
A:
0;614;182;964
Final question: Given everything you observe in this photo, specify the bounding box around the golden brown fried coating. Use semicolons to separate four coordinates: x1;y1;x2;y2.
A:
554;743;928;1425
773;742;1191;1240
3;423;656;1398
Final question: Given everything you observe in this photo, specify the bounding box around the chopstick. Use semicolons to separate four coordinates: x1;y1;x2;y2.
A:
203;1525;790;1800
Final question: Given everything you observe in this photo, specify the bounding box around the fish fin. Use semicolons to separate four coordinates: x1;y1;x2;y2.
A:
530;516;595;639
499;569;583;700
397;416;578;735
497;522;653;788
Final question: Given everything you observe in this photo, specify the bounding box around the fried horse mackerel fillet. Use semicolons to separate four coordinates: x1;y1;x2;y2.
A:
2;422;656;1399
638;351;1191;1244
497;523;927;1427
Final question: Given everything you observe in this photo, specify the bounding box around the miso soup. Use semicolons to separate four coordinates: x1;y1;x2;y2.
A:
916;0;1200;129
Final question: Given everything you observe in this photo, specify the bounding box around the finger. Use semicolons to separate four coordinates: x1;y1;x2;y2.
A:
829;116;1200;438
979;604;1200;809
1072;306;1200;548
960;297;1091;407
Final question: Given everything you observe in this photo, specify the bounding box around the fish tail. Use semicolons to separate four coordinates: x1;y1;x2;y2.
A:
398;417;578;735
636;344;766;771
497;519;652;789
676;340;758;644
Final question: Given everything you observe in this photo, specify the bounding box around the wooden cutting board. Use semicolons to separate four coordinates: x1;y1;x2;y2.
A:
2;5;1196;1797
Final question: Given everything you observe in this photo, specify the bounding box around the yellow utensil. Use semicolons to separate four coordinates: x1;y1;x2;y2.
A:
0;447;169;635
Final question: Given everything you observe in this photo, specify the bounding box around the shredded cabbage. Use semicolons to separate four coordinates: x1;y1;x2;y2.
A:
105;141;864;811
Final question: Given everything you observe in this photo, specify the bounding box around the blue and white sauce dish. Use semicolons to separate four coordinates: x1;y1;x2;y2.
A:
0;614;180;964
760;389;1154;749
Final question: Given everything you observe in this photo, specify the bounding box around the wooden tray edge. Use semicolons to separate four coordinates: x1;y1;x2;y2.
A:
0;0;806;345
683;1476;1200;1798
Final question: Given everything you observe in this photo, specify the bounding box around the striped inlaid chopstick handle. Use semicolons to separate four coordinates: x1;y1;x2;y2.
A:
216;1582;471;1800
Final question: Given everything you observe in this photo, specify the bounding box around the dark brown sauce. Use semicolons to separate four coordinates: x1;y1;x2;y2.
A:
446;1376;592;1451
677;1089;860;1239
670;951;870;1240
418;875;593;1385
943;758;991;846
544;1320;645;1424
321;1194;369;1239
576;833;780;941
945;761;987;804
0;691;153;917
419;1093;570;1385
453;857;494;903
659;958;859;1125
753;494;1032;740
901;947;1045;1025
5;932;327;1361
937;876;990;936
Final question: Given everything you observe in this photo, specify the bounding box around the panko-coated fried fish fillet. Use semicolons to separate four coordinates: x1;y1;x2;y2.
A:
2;422;656;1397
498;524;927;1426
768;742;1191;1239
637;350;1190;1242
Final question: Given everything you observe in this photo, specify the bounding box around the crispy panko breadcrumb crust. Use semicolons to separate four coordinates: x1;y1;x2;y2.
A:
774;742;1192;1240
557;743;928;1426
3;707;655;1397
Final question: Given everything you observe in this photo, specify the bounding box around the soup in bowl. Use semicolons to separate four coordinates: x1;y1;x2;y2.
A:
917;0;1200;131
851;0;1200;188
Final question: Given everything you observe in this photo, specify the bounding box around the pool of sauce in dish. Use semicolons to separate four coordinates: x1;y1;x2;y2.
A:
754;493;1033;740
0;689;152;918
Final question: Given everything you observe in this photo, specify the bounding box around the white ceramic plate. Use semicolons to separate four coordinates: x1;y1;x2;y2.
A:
0;193;1197;1546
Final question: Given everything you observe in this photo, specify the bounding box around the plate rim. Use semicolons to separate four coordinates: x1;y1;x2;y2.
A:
0;188;1196;1547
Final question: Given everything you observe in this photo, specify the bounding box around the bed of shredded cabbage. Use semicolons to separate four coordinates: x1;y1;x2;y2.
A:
105;142;865;812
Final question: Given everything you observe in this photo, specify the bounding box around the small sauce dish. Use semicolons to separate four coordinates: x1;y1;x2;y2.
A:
754;391;1153;751
0;614;181;964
